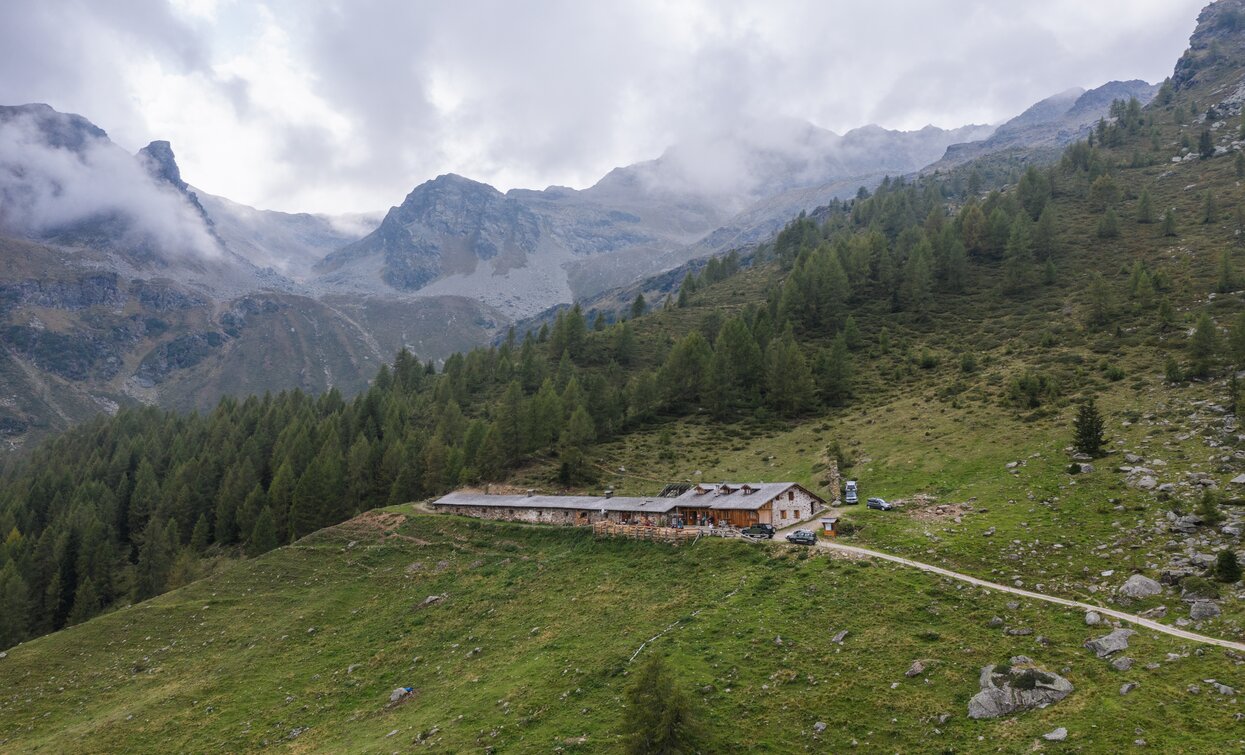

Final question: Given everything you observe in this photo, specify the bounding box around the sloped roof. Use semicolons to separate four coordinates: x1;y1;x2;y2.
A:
433;491;678;514
673;482;821;510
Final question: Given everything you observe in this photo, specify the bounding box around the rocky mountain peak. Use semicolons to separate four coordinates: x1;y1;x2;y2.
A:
1173;0;1245;89
137;140;187;191
0;103;108;151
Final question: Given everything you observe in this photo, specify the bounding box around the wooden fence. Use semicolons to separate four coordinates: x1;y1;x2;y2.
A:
592;521;700;544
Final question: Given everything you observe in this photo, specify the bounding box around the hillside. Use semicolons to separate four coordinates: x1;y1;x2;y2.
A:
3;1;1245;751
1;511;1241;753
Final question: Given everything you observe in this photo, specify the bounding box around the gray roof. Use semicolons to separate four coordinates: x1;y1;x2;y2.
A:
434;491;678;514
673;482;819;510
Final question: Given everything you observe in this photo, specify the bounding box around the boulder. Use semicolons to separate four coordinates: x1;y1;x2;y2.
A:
1134;475;1158;491
1190;601;1221;620
906;660;926;678
1120;682;1139;695
1118;574;1162;600
389;687;412;703
1044;727;1069;742
1231;474;1245;486
1085;610;1102;626
967;658;1073;720
1111;657;1134;672
1085;628;1136;658
831;630;848;644
813;721;827;734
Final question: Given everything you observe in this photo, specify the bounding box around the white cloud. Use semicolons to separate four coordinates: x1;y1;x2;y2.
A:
0;0;1209;214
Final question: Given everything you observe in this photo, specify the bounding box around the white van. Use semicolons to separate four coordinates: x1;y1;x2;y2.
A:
844;480;858;505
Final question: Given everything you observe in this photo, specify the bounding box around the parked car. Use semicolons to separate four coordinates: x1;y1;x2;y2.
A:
866;497;892;511
785;529;817;545
844;480;858;504
741;523;776;539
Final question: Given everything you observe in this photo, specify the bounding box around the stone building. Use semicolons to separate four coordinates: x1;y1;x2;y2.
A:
432;482;823;529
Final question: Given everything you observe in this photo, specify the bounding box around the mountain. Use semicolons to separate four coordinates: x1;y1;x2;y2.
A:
0;75;1172;451
314;120;995;318
928;79;1161;171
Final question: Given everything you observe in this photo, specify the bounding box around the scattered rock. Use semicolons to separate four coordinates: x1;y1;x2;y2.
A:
986;617;1004;628
1188;684;1202;695
306;627;317;635
830;630;848;644
1139;606;1168;619
347;664;361;674
1044;727;1069;742
967;658;1073;719
1190;601;1221;620
1120;682;1139;695
1231;474;1245;486
1214;682;1237;695
1111;657;1134;672
983;527;996;537
390;687;413;703
1134;475;1158;491
937;712;952;725
813;721;827;734
416;594;447;610
1118;575;1162;600
1074;462;1095;474
774;636;784;646
1084;611;1102;626
906;660;926;678
1006;628;1033;636
1085;628;1136;658
1006;601;1020;610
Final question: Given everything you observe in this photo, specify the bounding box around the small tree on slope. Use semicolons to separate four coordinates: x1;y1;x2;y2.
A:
1073;399;1106;457
620;655;702;755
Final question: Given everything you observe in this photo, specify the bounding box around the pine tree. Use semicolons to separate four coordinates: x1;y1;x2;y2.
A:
1096;206;1120;238
659;332;712;411
1042;258;1057;285
248;507;278;557
1136;189;1154;223
1033;205;1057;260
1200;128;1215;159
842;315;863;350
1085;273;1114;327
1216;549;1242;583
1218;249;1236;293
1003;215;1035;291
1204;191;1218;224
558;405;596;485
1229;312;1245;368
619;656;701;755
1188;311;1219;378
189;513;211;552
1073;399;1106;457
0;561;30;648
764;330;814;417
66;578;99;627
1236;151;1245;178
901;240;934;313
630;293;647;319
817;334;853;406
1162;207;1178;236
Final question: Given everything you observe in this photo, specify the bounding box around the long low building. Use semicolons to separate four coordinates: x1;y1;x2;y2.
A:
433;482;824;529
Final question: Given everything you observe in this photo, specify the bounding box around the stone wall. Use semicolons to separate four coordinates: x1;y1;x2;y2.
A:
769;487;818;526
435;504;608;526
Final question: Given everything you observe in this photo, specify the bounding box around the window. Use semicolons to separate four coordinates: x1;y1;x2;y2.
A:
787;491;794;501
781;510;788;520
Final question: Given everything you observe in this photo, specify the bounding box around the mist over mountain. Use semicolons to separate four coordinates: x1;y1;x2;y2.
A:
0;78;1154;449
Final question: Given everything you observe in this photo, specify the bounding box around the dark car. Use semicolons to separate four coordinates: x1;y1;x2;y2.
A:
785;529;817;545
741;524;776;539
866;497;892;511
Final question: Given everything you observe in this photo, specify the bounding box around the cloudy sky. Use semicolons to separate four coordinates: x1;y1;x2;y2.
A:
0;0;1205;214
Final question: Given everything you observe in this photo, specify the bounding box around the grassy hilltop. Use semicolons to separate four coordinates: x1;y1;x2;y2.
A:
1;511;1242;753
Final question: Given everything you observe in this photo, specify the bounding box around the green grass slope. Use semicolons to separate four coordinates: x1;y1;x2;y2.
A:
1;510;1243;753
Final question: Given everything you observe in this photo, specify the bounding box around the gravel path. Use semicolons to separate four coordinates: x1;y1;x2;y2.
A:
816;540;1245;653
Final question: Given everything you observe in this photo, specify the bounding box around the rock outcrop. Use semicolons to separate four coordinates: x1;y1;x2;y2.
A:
967;657;1073;719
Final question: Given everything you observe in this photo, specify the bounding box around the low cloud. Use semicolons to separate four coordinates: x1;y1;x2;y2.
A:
0;111;220;259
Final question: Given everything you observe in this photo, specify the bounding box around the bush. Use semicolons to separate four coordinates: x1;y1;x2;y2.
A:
1008;370;1059;409
1181;575;1221;600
